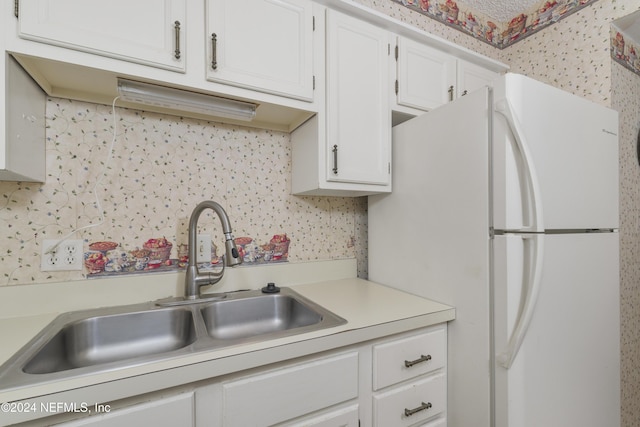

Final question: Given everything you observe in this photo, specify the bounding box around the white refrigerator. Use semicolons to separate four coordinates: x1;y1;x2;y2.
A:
368;73;620;427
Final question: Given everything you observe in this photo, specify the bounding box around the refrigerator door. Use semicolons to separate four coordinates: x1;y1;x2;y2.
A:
492;74;619;231
493;232;620;427
369;88;492;427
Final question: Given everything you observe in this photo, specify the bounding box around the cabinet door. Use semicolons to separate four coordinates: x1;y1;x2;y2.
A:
326;9;390;186
218;352;358;427
57;393;194;426
18;0;186;71
206;0;314;101
395;36;456;111
456;59;498;98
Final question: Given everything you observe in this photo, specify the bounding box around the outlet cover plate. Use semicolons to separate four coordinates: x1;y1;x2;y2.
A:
41;239;84;271
197;234;212;263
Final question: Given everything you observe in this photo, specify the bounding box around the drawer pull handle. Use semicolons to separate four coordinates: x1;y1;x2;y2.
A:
332;144;338;174
404;401;432;417
404;354;432;368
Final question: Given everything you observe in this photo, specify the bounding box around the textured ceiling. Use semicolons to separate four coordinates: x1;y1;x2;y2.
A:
461;0;542;22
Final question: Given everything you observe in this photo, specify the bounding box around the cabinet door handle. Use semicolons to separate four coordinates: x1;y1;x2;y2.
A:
211;33;218;70
173;21;182;60
332;144;338;174
404;354;431;368
448;85;454;101
404;401;432;417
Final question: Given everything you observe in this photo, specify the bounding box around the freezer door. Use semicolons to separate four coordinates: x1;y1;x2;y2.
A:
493;232;620;427
492;74;619;231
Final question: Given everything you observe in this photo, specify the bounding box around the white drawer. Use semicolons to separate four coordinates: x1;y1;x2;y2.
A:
221;352;359;427
373;326;446;390
373;373;446;427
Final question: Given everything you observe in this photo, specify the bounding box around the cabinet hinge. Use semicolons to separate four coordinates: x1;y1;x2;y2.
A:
395;80;398;95
395;44;398;61
14;0;18;18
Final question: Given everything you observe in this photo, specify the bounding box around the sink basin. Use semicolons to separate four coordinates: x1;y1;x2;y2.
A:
0;287;346;391
202;294;327;341
23;308;196;374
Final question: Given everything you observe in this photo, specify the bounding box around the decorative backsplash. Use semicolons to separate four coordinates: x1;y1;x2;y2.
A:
611;9;640;78
84;234;292;277
0;98;367;286
611;30;640;77
391;0;599;49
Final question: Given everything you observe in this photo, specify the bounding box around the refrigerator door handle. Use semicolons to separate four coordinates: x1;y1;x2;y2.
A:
495;99;545;233
497;234;545;369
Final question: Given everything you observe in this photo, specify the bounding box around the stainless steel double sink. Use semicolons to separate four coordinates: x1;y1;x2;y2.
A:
0;287;346;390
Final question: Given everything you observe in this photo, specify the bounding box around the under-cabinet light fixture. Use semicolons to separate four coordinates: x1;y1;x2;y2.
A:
117;78;257;121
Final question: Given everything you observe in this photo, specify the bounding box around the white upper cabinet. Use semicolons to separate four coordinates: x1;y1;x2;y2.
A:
394;36;456;112
456;58;499;97
393;36;501;115
325;9;391;187
17;0;186;72
291;8;392;196
1;55;46;183
206;0;314;101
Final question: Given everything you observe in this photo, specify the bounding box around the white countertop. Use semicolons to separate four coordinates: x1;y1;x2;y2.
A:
0;272;454;425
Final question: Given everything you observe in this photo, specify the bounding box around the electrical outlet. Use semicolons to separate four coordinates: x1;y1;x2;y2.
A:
196;234;212;263
41;239;84;271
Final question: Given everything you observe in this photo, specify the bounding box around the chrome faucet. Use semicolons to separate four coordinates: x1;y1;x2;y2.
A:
184;200;242;300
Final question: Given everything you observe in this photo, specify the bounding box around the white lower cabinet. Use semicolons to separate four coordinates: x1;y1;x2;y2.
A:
373;374;446;426
56;392;195;427
197;325;448;427
372;325;448;426
202;352;359;427
373;326;446;390
36;324;447;426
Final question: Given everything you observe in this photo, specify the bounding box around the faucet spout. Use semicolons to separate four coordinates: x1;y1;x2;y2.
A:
185;201;242;299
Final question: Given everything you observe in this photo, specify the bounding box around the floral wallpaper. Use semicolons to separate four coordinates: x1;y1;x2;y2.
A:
391;0;599;49
612;62;640;427
0;99;368;285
